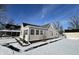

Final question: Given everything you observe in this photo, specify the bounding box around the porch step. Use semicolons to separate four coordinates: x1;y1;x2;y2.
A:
15;37;30;46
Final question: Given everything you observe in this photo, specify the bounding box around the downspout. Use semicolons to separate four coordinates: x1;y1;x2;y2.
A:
28;27;31;44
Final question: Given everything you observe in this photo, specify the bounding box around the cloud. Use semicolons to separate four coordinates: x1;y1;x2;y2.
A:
40;4;60;19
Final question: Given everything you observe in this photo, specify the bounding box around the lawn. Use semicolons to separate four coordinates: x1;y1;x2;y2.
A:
0;37;79;55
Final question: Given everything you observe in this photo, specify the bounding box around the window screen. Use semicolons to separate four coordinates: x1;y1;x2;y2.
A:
30;29;34;35
36;30;39;35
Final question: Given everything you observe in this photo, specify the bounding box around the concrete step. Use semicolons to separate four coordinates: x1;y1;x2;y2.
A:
15;38;29;46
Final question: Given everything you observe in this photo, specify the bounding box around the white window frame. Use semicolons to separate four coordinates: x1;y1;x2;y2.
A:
30;29;34;35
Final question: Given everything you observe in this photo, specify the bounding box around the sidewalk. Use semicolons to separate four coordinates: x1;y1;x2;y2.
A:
8;37;62;52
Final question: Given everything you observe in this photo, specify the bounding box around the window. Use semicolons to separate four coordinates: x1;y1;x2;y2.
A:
36;30;39;35
52;32;53;36
21;31;22;35
30;29;34;35
40;30;43;35
17;32;20;36
24;30;28;35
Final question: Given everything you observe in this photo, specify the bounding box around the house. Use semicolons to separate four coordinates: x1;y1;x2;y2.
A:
64;29;79;39
19;23;59;43
0;24;21;37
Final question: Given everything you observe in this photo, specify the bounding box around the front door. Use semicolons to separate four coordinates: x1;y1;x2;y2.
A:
24;30;28;41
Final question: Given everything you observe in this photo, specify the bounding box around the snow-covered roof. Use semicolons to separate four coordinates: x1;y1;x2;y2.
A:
65;29;79;32
0;30;20;32
23;23;52;29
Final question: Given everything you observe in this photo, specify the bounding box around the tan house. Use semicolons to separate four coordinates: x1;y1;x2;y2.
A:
19;23;59;44
64;29;79;40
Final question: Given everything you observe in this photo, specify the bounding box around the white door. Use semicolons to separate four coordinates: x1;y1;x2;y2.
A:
24;30;28;41
43;30;47;39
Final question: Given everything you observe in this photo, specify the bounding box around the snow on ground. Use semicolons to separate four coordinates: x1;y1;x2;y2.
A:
9;37;61;51
17;38;79;55
0;37;17;45
0;37;79;55
0;45;14;55
0;37;18;55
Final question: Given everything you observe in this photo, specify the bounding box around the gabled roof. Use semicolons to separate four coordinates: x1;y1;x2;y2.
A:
23;23;41;27
42;23;50;28
23;23;54;29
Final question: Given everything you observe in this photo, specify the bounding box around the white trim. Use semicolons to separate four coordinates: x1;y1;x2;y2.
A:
0;30;20;32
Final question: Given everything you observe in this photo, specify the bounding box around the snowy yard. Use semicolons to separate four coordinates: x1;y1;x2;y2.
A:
0;37;79;55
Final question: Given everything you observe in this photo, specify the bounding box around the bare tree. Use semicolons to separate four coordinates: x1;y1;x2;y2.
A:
0;4;6;13
53;21;63;35
0;4;15;29
0;4;10;24
5;17;15;25
68;16;79;29
0;4;6;29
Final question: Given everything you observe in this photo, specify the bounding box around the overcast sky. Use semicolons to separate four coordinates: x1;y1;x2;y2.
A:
5;4;79;29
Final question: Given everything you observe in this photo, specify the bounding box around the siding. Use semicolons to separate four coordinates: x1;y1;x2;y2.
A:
29;28;45;41
45;25;59;39
64;32;79;39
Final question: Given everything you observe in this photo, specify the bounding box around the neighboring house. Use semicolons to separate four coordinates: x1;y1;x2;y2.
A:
0;24;21;37
64;29;79;39
19;23;59;43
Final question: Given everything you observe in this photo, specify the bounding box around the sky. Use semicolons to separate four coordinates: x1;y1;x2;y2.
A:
4;4;79;29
